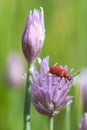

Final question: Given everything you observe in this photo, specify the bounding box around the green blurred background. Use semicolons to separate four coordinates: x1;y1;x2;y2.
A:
0;0;87;130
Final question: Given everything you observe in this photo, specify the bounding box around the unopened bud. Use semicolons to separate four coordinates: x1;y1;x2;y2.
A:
22;7;45;63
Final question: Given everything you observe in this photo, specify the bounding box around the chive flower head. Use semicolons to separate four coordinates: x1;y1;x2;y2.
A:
31;56;73;117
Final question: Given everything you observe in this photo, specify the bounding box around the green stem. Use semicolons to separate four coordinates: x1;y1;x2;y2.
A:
24;64;33;130
50;117;54;130
65;104;71;130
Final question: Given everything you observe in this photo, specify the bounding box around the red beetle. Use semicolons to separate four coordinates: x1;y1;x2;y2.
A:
50;66;80;80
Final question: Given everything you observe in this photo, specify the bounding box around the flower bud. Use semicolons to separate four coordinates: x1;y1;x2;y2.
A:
22;7;45;63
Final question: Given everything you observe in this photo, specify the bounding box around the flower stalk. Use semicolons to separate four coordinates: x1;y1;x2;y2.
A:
65;104;71;130
50;117;54;130
24;64;33;130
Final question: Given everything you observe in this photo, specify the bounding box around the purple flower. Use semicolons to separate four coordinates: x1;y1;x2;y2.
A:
22;7;45;63
5;53;25;88
79;113;87;130
31;56;73;117
75;69;87;112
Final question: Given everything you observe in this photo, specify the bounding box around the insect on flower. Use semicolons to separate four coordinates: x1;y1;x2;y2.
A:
31;56;74;117
50;66;80;80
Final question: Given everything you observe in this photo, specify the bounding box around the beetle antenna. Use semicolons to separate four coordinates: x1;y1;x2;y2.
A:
71;71;80;79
